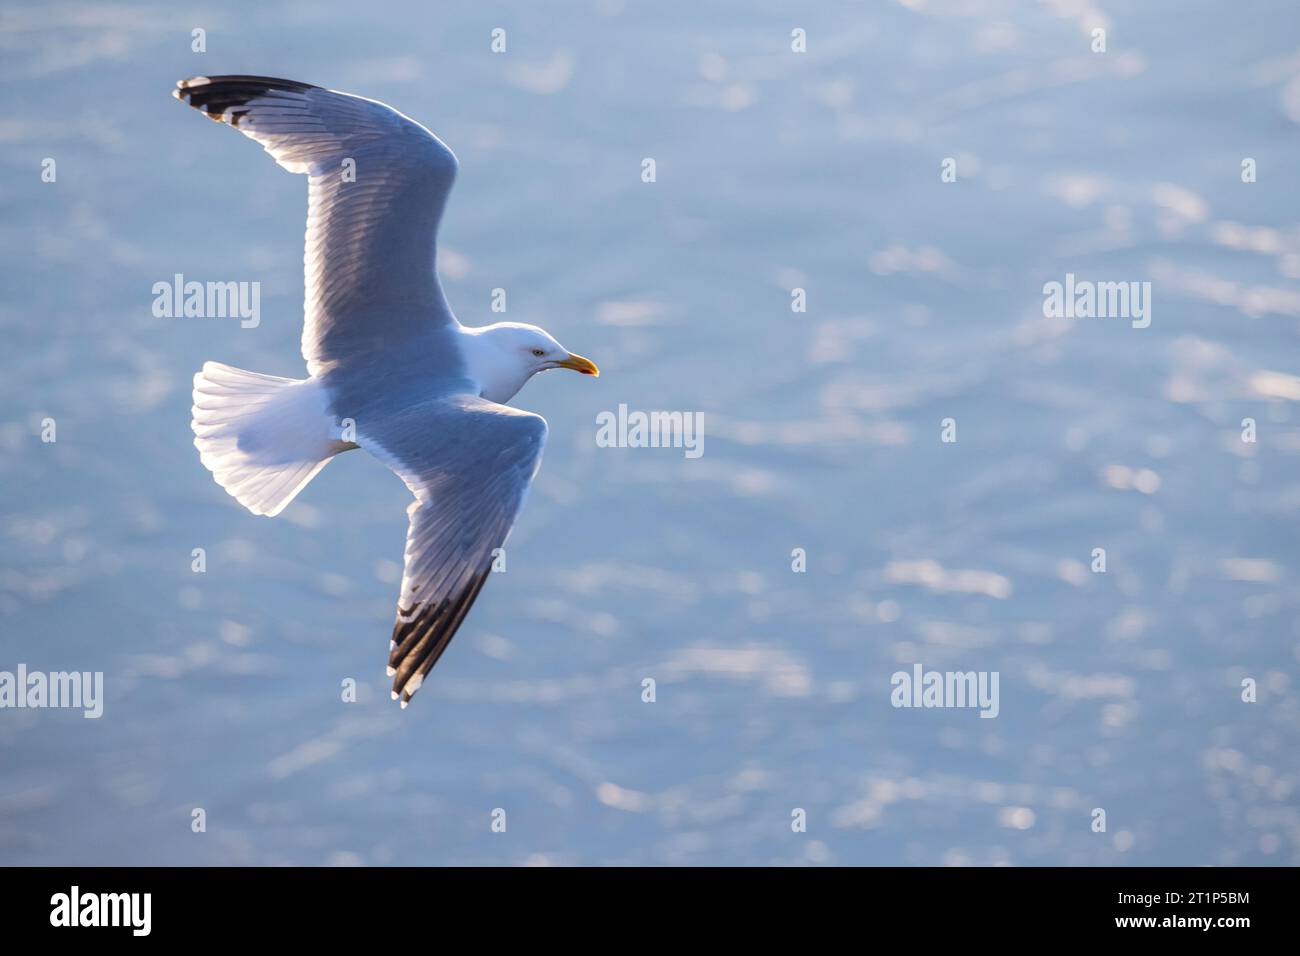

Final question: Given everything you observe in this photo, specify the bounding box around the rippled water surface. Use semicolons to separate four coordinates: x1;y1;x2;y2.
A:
2;0;1299;865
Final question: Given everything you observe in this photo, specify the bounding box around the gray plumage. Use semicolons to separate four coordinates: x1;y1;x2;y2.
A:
177;76;597;706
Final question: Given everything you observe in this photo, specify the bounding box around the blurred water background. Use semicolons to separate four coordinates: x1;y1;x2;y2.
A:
1;0;1299;865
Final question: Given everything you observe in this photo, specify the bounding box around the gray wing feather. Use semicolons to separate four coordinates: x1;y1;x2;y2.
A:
173;75;459;374
360;396;548;706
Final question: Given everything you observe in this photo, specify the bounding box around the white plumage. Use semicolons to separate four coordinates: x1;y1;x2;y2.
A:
175;76;598;706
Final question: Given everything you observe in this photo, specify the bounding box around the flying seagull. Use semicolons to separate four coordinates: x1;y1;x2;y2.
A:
175;75;599;707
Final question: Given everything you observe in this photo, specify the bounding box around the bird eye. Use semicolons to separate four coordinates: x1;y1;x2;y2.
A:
531;348;545;357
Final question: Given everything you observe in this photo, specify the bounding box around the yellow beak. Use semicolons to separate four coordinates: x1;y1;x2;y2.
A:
555;352;600;377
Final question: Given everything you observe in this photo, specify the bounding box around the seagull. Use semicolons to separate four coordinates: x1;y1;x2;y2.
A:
175;76;599;707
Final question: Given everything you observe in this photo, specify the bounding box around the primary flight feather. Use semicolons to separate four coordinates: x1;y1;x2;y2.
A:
175;75;599;707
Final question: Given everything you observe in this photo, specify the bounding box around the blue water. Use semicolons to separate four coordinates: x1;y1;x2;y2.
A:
1;0;1298;865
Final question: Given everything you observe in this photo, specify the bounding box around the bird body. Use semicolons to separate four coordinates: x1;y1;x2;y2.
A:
176;75;598;706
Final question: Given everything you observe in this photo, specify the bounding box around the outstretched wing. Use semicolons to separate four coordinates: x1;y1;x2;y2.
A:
360;396;548;706
173;75;459;374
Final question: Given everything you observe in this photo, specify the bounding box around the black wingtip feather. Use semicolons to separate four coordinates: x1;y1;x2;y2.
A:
173;75;321;119
388;568;492;707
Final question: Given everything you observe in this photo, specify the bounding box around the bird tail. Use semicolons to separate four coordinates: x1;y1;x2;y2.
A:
191;361;353;517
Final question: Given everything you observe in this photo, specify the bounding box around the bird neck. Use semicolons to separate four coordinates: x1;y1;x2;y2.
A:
456;324;532;405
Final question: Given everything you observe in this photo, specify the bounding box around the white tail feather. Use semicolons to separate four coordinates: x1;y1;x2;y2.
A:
192;361;350;517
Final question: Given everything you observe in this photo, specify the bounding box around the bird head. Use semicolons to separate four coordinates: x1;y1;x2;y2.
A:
505;323;599;378
465;322;599;404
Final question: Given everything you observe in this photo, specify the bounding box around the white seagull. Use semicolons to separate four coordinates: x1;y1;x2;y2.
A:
175;76;599;707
